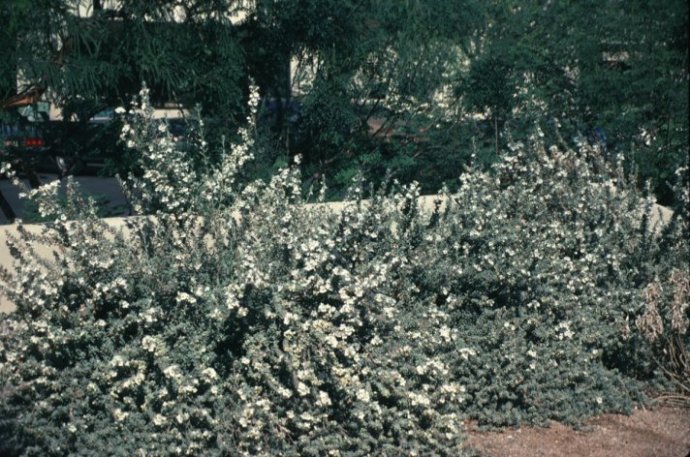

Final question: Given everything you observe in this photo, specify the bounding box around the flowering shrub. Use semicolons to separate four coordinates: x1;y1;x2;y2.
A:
0;88;688;455
413;143;688;425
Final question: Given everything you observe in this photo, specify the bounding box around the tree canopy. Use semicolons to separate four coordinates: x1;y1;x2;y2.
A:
463;0;688;203
1;0;687;203
1;0;246;121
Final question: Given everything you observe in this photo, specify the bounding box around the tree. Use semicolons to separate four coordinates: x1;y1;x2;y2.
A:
463;0;689;204
3;1;247;118
6;0;682;206
1;0;249;179
4;0;488;195
245;0;484;193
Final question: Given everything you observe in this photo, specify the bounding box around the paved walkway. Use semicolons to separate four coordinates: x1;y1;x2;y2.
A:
0;175;130;224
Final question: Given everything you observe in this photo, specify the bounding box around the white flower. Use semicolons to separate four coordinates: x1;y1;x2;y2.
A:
163;364;183;381
407;392;431;407
302;412;316;422
110;355;126;366
317;390;332;406
141;336;157;353
297;382;309;396
176;411;190;424
277;386;292;398
459;348;477;360
355;388;370;403
153;414;167;426
112;408;129;422
556;321;575;340
439;325;452;342
115;106;126;114
179;384;198;395
201;367;218;381
324;334;338;348
176;292;197;305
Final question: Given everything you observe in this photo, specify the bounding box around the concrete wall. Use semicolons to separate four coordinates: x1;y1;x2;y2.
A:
0;196;674;314
0;216;134;313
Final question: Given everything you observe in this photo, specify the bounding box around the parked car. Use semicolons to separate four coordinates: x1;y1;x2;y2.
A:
0;118;52;183
0;119;49;158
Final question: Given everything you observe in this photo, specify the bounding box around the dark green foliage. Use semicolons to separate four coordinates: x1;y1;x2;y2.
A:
466;0;689;204
5;1;685;207
1;0;248;181
244;0;484;195
2;0;246;119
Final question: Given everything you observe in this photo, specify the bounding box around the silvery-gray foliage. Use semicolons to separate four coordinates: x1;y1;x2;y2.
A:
0;88;687;455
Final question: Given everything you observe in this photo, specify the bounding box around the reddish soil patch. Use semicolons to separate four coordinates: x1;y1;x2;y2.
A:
464;405;690;457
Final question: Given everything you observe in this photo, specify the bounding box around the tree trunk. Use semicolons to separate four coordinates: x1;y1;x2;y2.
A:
0;9;18;103
20;161;42;189
494;114;499;157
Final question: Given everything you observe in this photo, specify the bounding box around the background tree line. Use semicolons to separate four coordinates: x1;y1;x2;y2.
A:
1;0;687;204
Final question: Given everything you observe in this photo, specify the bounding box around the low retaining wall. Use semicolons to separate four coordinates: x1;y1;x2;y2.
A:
0;195;673;314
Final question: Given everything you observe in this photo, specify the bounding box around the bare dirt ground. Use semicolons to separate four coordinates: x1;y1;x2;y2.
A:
464;404;690;457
